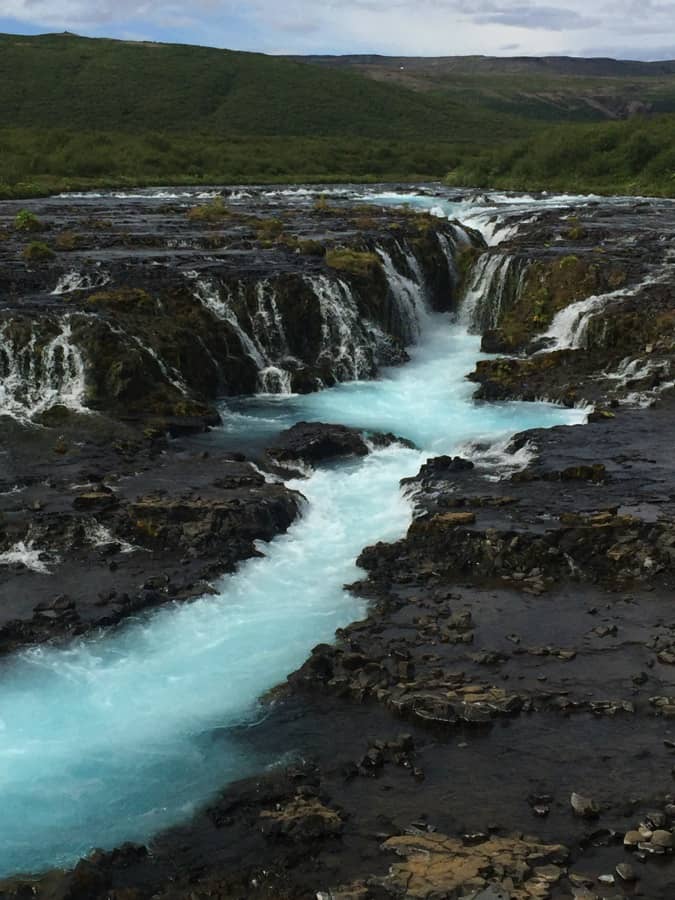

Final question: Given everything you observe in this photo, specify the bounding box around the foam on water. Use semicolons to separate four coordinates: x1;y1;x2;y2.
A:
0;541;57;574
0;319;88;422
51;270;111;296
366;190;603;247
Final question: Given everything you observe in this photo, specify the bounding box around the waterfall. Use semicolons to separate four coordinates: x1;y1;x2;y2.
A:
190;275;293;394
258;366;293;394
130;338;189;396
460;211;518;247
52;270;111;296
397;240;426;294
451;224;473;247
307;275;375;383
0;541;56;574
0;318;87;422
541;277;658;352
189;275;267;369
605;357;667;383
541;256;674;352
437;232;459;286
185;242;444;396
252;281;290;361
460;253;515;332
541;293;612;351
376;247;428;344
602;356;674;408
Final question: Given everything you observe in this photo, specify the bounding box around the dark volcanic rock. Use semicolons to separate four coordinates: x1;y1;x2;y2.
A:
267;422;371;464
266;422;414;465
0;448;302;654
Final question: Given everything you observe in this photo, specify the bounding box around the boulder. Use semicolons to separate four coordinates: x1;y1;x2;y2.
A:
266;421;413;465
571;792;600;819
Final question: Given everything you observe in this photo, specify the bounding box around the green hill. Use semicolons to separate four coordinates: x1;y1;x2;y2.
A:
291;53;675;123
0;32;523;142
1;32;675;198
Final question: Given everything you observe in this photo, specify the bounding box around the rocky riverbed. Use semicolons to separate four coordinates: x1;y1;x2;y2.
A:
2;186;675;899
0;187;470;649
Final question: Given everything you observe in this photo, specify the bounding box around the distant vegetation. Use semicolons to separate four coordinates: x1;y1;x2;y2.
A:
1;32;675;198
296;54;675;122
0;32;523;197
445;115;675;196
0;128;469;199
0;32;522;141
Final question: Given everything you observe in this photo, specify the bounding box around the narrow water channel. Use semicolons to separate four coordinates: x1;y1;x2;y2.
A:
0;299;585;876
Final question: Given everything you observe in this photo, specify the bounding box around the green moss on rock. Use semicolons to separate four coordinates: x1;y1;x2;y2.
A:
87;288;156;311
186;196;230;222
22;241;55;262
489;255;627;352
15;209;43;233
325;248;381;278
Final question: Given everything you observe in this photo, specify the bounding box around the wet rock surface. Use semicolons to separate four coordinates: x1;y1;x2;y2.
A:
4;189;675;898
0;433;301;652
266;421;415;466
464;200;675;408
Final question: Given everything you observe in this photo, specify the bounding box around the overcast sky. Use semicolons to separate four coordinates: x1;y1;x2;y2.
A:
1;0;675;59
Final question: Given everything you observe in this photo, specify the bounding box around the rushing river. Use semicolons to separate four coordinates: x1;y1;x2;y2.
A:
0;190;589;877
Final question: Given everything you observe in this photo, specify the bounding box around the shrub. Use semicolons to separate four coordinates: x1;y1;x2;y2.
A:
22;241;55;261
54;229;81;250
325;248;380;277
255;217;285;240
279;235;326;256
297;238;326;256
15;209;43;232
186;195;229;222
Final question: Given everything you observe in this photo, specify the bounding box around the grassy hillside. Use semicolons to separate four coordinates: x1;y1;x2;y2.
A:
0;32;544;197
294;54;675;123
444;114;675;196
2;33;675;198
0;32;525;143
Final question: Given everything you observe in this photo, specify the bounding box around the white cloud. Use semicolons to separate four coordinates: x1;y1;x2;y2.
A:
2;0;675;58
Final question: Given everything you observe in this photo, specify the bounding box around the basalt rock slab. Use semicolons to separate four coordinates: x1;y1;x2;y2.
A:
266;421;414;466
0;450;302;654
370;832;568;899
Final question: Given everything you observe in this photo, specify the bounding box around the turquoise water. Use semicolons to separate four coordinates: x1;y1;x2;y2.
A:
0;318;584;876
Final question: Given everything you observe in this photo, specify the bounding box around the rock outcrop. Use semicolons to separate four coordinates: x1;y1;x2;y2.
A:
0;190;479;432
266;421;414;466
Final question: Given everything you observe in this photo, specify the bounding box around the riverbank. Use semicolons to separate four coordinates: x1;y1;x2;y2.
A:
2;186;675;899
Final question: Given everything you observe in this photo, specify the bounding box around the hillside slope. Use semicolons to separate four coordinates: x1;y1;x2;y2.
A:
0;32;521;142
290;53;675;122
2;33;675;197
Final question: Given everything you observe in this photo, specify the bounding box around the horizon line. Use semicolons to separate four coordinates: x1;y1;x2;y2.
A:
4;30;675;65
